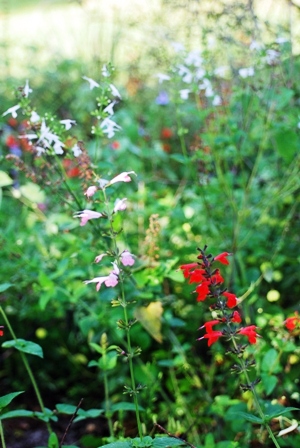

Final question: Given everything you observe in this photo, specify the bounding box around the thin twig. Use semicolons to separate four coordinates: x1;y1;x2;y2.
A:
154;423;196;448
59;398;84;447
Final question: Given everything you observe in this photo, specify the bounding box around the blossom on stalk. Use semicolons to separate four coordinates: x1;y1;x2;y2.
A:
222;291;239;308
108;171;136;186
100;117;121;138
109;84;122;99
2;105;20;118
195;281;210;301
113;198;127;213
120;250;135;266
214;252;231;265
199;320;220;333
231;310;242;323
95;253;107;263
238;326;260;344
198;330;223;347
24;80;33;97
60;119;76;130
30;111;40;123
74;210;103;226
285;312;300;331
84;186;97;198
82;76;100;90
179;262;198;278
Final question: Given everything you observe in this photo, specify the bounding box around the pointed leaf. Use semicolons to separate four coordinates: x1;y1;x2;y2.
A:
135;302;163;343
2;339;43;358
0;409;35;420
233;412;263;424
153;436;187;447
0;391;24;410
267;407;300;419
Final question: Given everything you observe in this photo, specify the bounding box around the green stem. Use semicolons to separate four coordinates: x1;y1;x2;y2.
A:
102;188;143;439
103;367;114;437
0;306;52;435
230;335;280;447
0;420;6;448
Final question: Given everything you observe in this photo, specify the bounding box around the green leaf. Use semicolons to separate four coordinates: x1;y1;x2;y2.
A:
20;182;46;203
0;283;13;293
99;351;118;371
0;171;13;187
261;349;280;373
0;391;24;411
274;129;298;162
98;441;131;448
0;409;35;420
48;432;59;448
153;436;187;447
110;402;145;412
89;342;104;355
261;373;278;395
234;412;263;424
2;339;43;358
56;403;78;414
267;407;300;419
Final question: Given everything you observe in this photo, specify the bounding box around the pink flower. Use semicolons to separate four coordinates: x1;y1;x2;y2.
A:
84;276;109;291
108;171;136;186
121;250;135;266
95;253;107;263
111;262;120;275
105;273;119;287
74;210;103;226
113;198;127;212
84;186;97;198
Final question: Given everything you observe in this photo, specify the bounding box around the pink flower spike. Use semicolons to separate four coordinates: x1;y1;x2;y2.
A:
84;276;109;291
108;171;136;186
84;186;97;198
114;198;127;212
74;210;103;226
105;273;119;287
95;253;107;263
121;250;135;266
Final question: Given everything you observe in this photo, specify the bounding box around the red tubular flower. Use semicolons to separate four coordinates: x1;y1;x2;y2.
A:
189;269;206;284
199;320;220;333
222;292;238;308
211;269;224;285
179;263;198;278
231;310;242;323
0;326;4;337
285;312;300;331
195;281;210;301
238;326;260;344
198;330;223;347
214;252;231;265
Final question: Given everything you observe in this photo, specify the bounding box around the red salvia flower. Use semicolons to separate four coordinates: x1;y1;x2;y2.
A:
285;312;300;331
179;263;198;278
0;326;4;337
195;281;210;301
211;269;224;285
214;252;231;265
189;269;206;284
231;310;242;323
198;330;223;347
222;292;239;308
238;326;260;344
199;320;221;333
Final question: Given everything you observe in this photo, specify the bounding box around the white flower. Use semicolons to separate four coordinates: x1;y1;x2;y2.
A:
60;119;76;130
239;67;255;78
113;198;127;213
156;73;171;84
24;80;33;98
275;37;289;44
74;210;103;226
111;262;120;276
108;171;136;185
214;66;228;77
109;84;121;99
53;140;65;155
179;89;190;100
249;40;264;51
177;65;193;84
19;133;38;140
184;50;203;67
72;143;82;157
195;68;206;81
265;49;280;65
2;105;20;118
98;178;109;189
103;101;115;116
30;111;40;123
82;76;100;90
36;146;46;156
171;42;185;53
212;95;222;106
102;64;110;77
100;117;121;138
95;253;107;263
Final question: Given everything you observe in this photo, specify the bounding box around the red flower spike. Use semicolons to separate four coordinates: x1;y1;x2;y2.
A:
214;252;232;265
198;330;223;347
222;292;239;308
238;326;260;344
231;311;242;323
195;281;210;301
285;312;300;331
189;269;206;284
199;320;221;333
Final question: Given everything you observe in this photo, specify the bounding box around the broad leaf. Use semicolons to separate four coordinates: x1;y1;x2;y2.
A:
2;339;43;358
135;302;163;343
